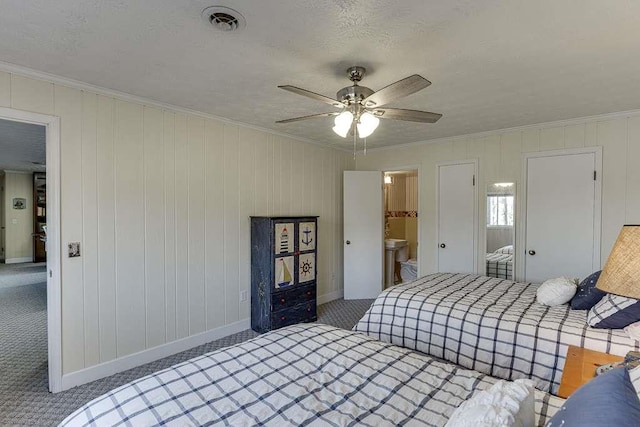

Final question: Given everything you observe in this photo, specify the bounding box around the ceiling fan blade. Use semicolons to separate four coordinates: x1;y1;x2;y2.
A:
276;112;340;124
278;85;344;108
373;108;442;123
362;75;431;108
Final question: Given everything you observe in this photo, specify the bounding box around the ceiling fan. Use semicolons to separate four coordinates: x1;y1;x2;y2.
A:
276;66;442;140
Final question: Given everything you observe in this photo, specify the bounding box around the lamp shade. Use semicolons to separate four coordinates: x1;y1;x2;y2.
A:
332;111;353;138
356;112;379;138
596;225;640;299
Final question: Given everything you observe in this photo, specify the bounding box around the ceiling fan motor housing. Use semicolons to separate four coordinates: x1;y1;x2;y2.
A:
336;85;374;106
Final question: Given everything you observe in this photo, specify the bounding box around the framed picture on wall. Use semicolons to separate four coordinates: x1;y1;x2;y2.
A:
13;198;26;209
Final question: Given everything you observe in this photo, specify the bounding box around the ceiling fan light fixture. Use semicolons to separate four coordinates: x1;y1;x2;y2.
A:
356;112;379;138
332;111;353;138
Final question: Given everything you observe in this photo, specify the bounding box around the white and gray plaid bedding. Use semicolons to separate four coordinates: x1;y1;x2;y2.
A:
354;273;640;394
60;323;563;427
485;252;513;279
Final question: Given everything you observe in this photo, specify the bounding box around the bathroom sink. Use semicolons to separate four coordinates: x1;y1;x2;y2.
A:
385;238;408;249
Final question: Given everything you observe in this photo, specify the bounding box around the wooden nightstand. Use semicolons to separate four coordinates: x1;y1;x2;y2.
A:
557;345;624;398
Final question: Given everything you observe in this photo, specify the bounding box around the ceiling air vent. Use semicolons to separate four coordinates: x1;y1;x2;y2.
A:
202;6;246;32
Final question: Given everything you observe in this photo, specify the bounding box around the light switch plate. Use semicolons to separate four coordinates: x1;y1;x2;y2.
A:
68;242;80;257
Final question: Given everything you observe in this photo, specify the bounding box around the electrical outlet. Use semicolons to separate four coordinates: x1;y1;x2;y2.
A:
68;242;81;258
240;290;248;302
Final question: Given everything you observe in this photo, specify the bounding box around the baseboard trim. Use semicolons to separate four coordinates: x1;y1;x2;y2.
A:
60;318;250;392
5;257;33;264
317;289;344;305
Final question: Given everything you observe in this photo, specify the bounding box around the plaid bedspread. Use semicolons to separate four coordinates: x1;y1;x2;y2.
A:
60;323;562;426
354;273;639;394
485;252;513;279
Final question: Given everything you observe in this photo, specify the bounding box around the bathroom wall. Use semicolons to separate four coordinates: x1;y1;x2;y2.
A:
385;171;418;259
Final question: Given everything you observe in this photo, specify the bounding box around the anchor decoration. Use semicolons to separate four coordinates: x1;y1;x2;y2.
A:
299;222;316;251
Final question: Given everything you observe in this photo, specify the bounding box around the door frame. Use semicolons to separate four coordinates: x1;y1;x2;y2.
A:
519;147;602;281
382;164;421;278
0;106;62;393
435;159;479;274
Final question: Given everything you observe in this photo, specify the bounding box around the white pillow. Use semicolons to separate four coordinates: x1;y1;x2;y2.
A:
536;277;577;306
625;321;640;341
446;379;535;427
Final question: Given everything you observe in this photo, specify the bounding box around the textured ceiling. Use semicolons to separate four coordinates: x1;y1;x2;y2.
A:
0;119;46;172
1;1;640;149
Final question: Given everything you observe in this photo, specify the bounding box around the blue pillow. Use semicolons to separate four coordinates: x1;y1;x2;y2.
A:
570;270;606;310
546;368;640;427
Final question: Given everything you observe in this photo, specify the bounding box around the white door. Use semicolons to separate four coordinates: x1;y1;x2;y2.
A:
524;151;599;283
437;162;477;273
343;171;384;299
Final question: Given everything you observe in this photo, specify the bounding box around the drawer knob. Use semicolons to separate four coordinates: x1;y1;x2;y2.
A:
281;316;286;321
306;291;312;296
306;308;311;312
281;298;286;303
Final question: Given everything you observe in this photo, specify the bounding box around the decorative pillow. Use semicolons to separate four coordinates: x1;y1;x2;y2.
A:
546;367;640;427
495;245;514;255
625;321;640;341
587;294;640;329
446;379;534;427
536;277;577;307
570;270;606;310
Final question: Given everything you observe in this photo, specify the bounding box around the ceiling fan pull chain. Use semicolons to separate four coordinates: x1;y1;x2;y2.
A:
364;137;367;155
353;131;357;160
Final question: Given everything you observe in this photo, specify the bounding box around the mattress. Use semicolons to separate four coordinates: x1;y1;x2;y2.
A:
486;252;513;279
59;323;563;426
354;273;639;394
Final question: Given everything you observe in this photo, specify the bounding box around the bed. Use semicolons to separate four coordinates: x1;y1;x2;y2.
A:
354;273;639;394
60;323;563;426
486;245;513;279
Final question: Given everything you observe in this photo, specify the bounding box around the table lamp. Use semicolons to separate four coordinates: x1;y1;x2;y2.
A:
596;225;640;298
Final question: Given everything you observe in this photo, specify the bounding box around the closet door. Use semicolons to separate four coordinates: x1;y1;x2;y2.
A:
524;151;601;283
437;161;477;274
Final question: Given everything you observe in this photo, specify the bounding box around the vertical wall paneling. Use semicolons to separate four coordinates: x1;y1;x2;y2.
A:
96;95;117;362
187;117;206;334
173;114;189;339
223;124;240;323
11;75;54;114
356;115;640;279
204;120;225;330
3;73;352;381
597;119;628;258
238;128;256;320
81;91;100;366
626;116;640;224
0;71;10;107
144;107;166;348
114;100;145;357
56;85;85;374
163;112;177;342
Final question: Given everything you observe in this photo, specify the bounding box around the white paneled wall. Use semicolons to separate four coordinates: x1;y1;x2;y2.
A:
0;71;353;375
357;115;640;278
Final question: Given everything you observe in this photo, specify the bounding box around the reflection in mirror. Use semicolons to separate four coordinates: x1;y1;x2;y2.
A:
486;183;515;280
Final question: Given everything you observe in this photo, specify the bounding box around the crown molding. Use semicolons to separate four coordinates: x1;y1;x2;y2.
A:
367;108;640;153
0;60;353;152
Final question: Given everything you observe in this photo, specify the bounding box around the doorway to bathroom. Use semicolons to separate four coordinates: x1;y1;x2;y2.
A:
383;169;418;287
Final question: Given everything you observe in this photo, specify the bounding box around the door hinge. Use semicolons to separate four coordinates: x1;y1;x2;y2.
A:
472;175;475;186
593;170;597;181
49;270;52;278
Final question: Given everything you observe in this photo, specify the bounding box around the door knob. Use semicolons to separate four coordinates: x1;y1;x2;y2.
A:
528;250;536;256
346;240;351;245
440;243;446;248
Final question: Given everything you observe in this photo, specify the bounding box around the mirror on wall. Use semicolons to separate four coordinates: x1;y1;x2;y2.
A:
485;183;515;280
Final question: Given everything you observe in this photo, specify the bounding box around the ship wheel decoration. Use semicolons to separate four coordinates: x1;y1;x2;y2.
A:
300;259;313;278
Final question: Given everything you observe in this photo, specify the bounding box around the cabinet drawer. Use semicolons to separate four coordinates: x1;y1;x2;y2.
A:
271;284;316;310
271;302;317;329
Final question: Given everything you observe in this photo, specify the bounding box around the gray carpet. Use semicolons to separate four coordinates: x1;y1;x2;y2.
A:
0;276;374;426
0;262;46;290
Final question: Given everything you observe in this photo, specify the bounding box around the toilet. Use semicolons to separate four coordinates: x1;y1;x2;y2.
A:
400;258;418;283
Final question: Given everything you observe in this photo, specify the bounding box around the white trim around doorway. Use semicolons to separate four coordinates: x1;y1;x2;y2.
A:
0;106;62;393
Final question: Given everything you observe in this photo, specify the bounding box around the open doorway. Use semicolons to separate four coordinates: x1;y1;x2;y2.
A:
0;118;49;399
383;169;418;287
0;108;61;394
